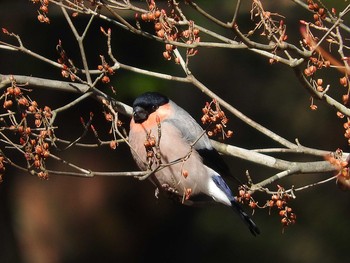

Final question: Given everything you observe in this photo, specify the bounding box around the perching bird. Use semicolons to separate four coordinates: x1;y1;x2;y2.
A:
128;92;260;236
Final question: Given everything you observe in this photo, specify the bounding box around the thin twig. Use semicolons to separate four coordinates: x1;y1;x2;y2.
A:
60;5;93;84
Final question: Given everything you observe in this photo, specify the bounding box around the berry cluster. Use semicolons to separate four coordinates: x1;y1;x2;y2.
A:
339;76;350;143
314;78;325;92
1;76;54;180
237;186;259;212
101;104;123;150
308;78;328;110
307;0;328;27
31;0;50;24
137;0;200;62
340;76;348;88
201;99;233;139
325;149;350;190
279;206;296;229
303;57;331;78
109;140;118;150
237;186;252;203
342;120;350;144
236;184;296;231
300;7;350;143
143;133;159;169
97;55;115;84
266;186;296;229
325;148;348;170
301;53;331;112
303;64;317;77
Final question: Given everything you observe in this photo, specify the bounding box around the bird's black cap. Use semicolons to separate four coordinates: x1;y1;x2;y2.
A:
132;92;169;123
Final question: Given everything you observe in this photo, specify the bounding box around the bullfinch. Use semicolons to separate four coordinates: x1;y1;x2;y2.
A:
128;92;260;236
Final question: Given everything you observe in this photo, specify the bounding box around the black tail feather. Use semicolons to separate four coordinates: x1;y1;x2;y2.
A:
231;201;260;236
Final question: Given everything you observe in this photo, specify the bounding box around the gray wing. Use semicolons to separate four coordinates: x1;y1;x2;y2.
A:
164;101;232;178
165;101;212;149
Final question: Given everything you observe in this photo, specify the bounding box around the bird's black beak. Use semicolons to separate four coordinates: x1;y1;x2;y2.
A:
133;106;149;123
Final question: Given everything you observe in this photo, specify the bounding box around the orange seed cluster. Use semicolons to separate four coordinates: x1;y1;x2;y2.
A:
143;133;158;168
267;186;296;229
325;149;350;190
137;0;200;62
307;0;327;27
31;0;50;24
1;76;54;180
201;99;233;139
98;55;115;84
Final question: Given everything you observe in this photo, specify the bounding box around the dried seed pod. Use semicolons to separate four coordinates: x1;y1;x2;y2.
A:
43;150;50;158
44;16;50;24
316;86;323;92
318;8;325;16
37;14;45;23
182;170;189;178
3;100;13;109
25;127;31;135
147;12;155;21
249;201;257;209
310;104;318;110
13;86;21;96
279;210;287;217
102;75;110;83
38;171;49;180
18;97;29;106
105;112;113;122
149;137;156;147
154;22;162;31
154;10;161;18
40;5;49;13
281;217;289;226
165;44;173;52
276;199;284;209
147;151;154;158
226;130;233;138
17;126;24;134
337;111;345;118
163;51;171;60
157;29;165;38
144;140;151;147
34;159;41;168
109;140;118;150
340;76;348;87
35;145;43;155
304;68;311;76
141;13;148;21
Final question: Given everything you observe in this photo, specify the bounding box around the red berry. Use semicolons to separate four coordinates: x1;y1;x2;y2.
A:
102;75;110;83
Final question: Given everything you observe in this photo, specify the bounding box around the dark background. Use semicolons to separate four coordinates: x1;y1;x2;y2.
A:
1;1;350;263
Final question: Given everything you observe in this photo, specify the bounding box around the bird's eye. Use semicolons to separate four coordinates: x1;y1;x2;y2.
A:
152;105;159;111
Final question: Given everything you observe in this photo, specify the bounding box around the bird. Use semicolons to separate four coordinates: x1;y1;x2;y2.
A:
128;92;260;236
